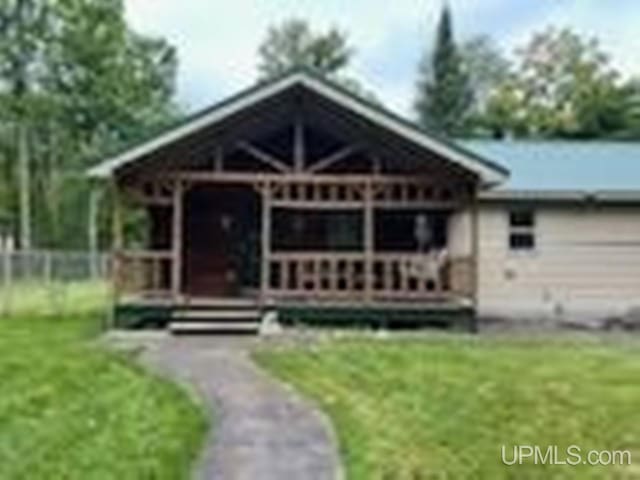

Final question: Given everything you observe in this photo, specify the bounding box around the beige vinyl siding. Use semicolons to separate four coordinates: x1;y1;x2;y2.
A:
476;204;640;322
448;210;473;257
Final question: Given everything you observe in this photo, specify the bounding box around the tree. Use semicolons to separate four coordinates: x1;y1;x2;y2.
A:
0;0;51;249
49;0;178;249
414;4;473;135
468;27;635;139
459;35;513;137
47;0;177;156
0;0;178;249
460;35;511;113
618;79;640;138
513;27;625;138
257;18;352;79
257;18;379;102
480;77;529;138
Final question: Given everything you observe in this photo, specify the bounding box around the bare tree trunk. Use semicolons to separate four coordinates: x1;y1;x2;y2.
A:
45;124;62;248
17;122;31;250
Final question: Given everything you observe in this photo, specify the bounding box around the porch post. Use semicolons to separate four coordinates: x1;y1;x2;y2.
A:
111;182;124;252
171;180;184;300
111;181;124;316
364;179;374;303
293;115;305;172
260;181;272;301
88;183;101;279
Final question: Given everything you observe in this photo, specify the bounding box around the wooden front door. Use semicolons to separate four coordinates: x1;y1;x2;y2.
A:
183;186;256;297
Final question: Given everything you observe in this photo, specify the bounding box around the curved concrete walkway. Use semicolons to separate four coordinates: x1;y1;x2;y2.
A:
116;335;342;480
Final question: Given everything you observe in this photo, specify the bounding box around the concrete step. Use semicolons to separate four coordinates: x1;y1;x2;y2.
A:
169;321;260;334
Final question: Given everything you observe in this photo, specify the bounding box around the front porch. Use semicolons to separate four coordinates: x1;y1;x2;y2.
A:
112;173;478;329
91;71;506;331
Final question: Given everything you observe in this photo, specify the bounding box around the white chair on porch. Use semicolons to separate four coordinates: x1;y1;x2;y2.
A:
401;249;449;292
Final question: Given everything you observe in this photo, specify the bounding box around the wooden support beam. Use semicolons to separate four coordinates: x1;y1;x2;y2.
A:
88;184;102;278
171;180;184;299
111;182;125;310
293;116;305;172
122;180;175;207
214;145;224;172
271;200;365;210
307;145;360;173
260;182;273;301
173;171;439;185
364;180;374;303
112;183;124;251
127;195;173;207
237;141;291;173
372;154;382;174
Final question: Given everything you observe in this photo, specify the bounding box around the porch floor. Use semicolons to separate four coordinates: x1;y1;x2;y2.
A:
118;291;473;308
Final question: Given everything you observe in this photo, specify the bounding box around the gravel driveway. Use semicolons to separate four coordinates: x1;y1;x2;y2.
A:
110;334;342;480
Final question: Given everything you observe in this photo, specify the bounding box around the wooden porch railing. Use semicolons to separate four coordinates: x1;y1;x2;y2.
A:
113;250;173;297
113;249;475;303
268;253;366;299
268;252;474;301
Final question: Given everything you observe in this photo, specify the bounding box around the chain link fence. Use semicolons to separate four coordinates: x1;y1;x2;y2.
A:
0;250;111;318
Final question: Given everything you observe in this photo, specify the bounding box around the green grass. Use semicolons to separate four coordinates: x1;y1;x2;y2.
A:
0;280;111;318
0;287;208;479
256;336;640;479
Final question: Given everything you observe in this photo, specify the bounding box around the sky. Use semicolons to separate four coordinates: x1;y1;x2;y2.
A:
124;0;640;117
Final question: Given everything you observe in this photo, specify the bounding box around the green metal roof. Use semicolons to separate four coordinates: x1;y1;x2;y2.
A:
464;140;640;190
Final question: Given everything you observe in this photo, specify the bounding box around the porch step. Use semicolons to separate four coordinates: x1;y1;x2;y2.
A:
169;321;260;334
171;309;261;321
181;297;261;309
169;307;262;334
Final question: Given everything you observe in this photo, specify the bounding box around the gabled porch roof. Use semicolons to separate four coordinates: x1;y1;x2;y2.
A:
88;69;509;187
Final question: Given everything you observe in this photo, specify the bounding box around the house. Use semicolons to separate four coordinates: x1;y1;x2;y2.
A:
467;141;640;326
88;70;640;331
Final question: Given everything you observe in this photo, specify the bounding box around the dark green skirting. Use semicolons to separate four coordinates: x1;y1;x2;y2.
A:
277;305;476;331
113;302;476;332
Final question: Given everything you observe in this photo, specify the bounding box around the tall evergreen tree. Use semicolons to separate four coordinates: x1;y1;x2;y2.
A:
414;4;473;135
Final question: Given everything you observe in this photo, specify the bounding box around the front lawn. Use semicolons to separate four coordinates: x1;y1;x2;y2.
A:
0;298;207;479
256;336;640;479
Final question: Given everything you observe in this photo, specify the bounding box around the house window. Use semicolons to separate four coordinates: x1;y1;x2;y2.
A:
508;209;536;251
375;211;448;252
272;210;363;251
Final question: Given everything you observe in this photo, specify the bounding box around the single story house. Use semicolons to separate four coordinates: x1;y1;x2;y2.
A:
465;141;640;326
88;69;640;331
